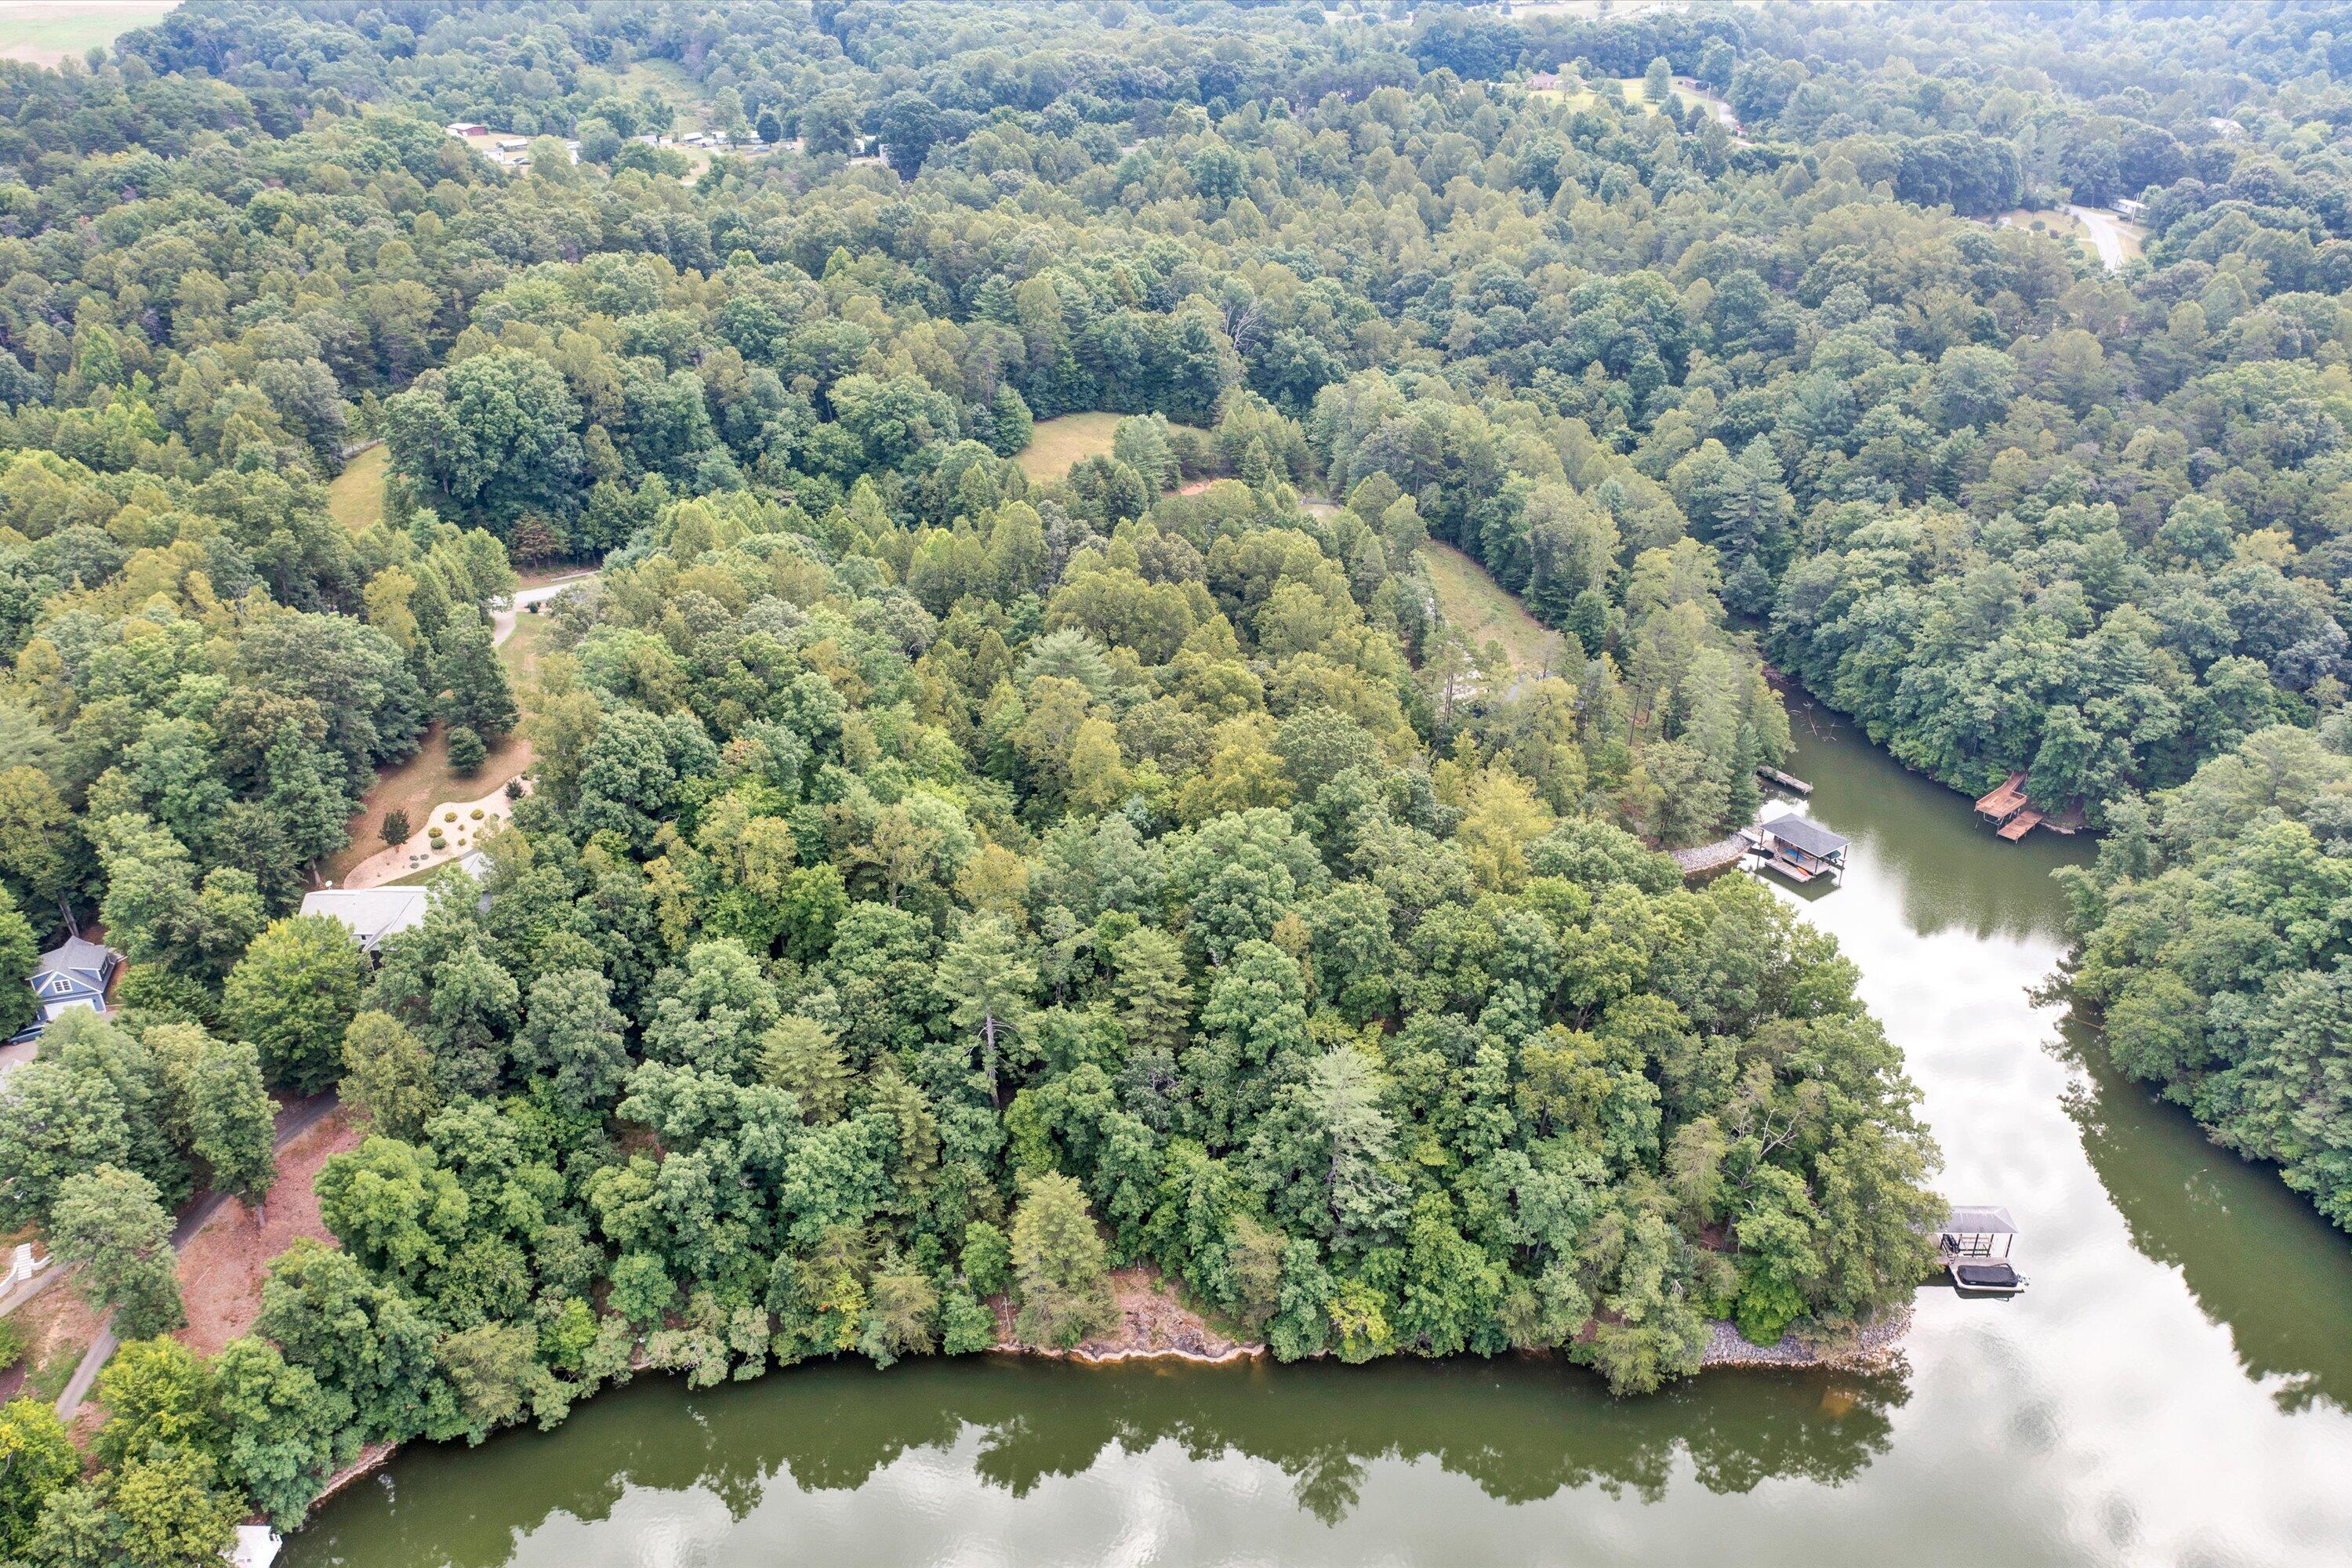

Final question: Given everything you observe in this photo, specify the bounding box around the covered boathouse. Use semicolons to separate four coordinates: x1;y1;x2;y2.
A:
1755;813;1849;884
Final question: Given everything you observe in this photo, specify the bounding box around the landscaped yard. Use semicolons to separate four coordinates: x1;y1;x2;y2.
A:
0;1;175;68
1421;542;1567;683
327;442;388;532
318;586;567;885
1016;412;1127;481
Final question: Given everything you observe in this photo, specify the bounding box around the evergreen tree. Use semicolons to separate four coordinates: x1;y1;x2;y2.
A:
1009;1171;1115;1348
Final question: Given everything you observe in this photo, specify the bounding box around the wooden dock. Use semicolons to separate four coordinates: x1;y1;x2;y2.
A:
1974;772;2042;840
1757;766;1812;795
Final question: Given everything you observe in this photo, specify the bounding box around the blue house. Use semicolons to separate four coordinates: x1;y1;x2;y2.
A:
14;936;121;1044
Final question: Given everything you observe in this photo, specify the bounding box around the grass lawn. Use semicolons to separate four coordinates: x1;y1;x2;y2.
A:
0;1;175;68
1421;542;1567;681
327;442;388;533
1016;412;1127;481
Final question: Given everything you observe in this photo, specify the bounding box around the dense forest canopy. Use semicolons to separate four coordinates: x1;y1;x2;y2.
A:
0;2;2339;1561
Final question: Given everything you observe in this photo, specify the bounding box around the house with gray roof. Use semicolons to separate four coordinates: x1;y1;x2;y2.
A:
298;887;431;958
13;935;121;1044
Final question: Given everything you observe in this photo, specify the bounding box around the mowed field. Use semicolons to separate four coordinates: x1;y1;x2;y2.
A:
0;1;175;67
327;442;389;532
1421;541;1567;681
1015;412;1125;481
1995;205;2146;266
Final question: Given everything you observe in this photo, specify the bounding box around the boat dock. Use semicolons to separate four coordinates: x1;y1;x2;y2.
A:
1938;1206;2027;1295
1974;772;2044;841
1752;813;1849;885
1757;766;1813;795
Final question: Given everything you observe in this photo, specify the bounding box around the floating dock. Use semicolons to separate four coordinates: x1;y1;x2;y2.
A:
1756;766;1813;795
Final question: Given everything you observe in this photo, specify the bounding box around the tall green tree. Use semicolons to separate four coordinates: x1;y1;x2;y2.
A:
50;1164;184;1340
190;1038;276;1216
223;915;369;1094
1009;1171;1115;1348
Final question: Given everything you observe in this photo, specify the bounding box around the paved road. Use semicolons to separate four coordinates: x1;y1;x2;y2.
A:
488;572;593;648
55;1092;339;1418
2065;204;2133;270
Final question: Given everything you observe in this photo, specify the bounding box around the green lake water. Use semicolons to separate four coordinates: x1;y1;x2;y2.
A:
289;695;2352;1568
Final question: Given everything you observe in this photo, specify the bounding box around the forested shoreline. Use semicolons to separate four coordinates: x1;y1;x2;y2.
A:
0;2;2336;1561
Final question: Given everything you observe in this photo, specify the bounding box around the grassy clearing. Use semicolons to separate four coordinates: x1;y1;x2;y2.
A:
1422;542;1567;681
1533;77;1735;129
327;443;388;533
1016;412;1127;481
0;2;175;68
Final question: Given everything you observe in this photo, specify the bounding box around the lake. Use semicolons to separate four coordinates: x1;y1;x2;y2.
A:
288;695;2352;1568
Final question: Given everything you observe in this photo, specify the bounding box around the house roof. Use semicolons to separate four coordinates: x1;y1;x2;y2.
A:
34;936;114;978
299;887;430;953
1762;813;1849;859
1942;1206;2018;1236
30;938;116;1001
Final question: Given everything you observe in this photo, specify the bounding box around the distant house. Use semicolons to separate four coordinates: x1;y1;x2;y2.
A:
2114;197;2147;218
495;136;528;153
299;887;431;959
445;122;488;137
14;936;121;1044
1526;71;1562;91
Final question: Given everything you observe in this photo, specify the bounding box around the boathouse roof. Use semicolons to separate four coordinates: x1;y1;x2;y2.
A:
1762;813;1848;859
1942;1206;2017;1236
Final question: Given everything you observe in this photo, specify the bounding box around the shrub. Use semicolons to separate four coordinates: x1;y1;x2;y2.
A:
381;809;411;847
447;724;487;776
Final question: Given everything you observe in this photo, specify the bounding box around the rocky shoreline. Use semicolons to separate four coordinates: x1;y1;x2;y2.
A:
1697;1305;1913;1370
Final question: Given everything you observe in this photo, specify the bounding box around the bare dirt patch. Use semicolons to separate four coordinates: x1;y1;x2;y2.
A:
995;1267;1260;1363
173;1108;364;1358
0;1272;103;1406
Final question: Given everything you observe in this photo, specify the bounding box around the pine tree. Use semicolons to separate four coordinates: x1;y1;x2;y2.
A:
757;1015;852;1123
433;619;519;739
1009;1171;1115;1348
937;913;1036;1103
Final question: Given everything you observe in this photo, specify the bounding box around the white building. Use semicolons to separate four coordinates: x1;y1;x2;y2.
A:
298;887;431;957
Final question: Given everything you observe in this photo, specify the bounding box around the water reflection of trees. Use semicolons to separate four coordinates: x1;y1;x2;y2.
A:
292;1356;1909;1566
2053;1018;2352;1415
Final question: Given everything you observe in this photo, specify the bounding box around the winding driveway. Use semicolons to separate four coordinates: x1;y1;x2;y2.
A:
2064;204;2133;271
